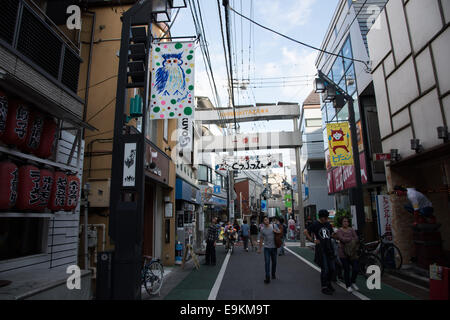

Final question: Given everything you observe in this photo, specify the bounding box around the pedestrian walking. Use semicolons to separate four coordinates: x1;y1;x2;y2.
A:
257;216;281;284
250;221;259;251
304;209;336;295
288;216;296;240
241;220;250;252
335;216;360;292
275;217;286;256
204;217;218;266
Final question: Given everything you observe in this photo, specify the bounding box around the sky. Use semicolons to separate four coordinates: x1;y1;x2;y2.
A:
170;0;338;175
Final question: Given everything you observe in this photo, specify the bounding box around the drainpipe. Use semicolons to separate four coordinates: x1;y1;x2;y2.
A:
83;183;90;270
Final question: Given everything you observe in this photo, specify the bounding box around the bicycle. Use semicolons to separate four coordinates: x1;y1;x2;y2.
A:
364;233;403;270
141;255;164;296
357;240;384;278
224;231;236;254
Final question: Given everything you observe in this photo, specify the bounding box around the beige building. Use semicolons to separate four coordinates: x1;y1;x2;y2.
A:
367;0;450;266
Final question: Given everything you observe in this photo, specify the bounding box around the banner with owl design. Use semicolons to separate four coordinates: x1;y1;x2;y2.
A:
150;41;195;120
326;122;354;167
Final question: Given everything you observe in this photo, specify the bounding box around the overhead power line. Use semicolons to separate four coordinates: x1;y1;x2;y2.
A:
228;5;371;71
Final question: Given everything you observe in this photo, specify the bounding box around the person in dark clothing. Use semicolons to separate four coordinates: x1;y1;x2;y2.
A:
204;217;218;266
304;209;336;295
250;221;259;251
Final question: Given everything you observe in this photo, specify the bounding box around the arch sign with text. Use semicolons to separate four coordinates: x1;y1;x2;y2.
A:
215;154;283;171
327;122;354;167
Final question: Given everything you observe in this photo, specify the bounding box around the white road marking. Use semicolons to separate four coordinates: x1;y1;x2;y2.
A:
208;251;231;300
284;246;370;301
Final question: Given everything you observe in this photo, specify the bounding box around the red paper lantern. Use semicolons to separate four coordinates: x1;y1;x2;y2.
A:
0;161;18;210
16;165;41;211
34;117;57;159
1;100;30;146
0;91;8;138
38;168;54;212
48;171;67;212
20;111;45;154
64;175;80;211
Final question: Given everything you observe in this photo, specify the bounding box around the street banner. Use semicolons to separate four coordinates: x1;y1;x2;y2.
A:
215;153;283;171
150;41;195;120
261;200;267;212
376;195;394;242
284;193;292;208
177;117;193;153
122;143;137;187
327;122;354;166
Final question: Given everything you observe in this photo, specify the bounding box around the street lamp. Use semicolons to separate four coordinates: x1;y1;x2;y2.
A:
314;70;365;233
153;0;172;22
168;0;187;8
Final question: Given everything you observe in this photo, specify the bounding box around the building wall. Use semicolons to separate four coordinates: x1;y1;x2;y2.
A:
367;0;450;263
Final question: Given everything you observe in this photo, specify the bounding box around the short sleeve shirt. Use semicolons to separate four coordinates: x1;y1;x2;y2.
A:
260;224;279;248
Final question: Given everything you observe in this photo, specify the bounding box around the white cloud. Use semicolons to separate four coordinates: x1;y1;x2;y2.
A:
256;0;318;32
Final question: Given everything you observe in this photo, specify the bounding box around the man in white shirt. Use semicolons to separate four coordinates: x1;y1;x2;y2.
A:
394;186;435;224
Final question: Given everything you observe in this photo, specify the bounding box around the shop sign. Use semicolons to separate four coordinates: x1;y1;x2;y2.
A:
122;143;136;187
327;170;334;194
216;154;283;171
376;195;394;242
177;117;193;153
327;122;354;166
356;121;364;152
150;41;195;120
145;142;170;185
261;200;267;212
373;153;391;161
333;166;344;192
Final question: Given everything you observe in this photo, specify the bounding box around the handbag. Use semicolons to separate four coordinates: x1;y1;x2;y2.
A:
343;239;359;260
274;225;283;248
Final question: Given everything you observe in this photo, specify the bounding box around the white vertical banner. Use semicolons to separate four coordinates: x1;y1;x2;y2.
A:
177;117;193;153
351;205;358;230
123;143;137;187
376;195;394;242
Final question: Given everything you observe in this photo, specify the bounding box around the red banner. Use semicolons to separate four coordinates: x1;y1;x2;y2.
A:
342;165;356;189
333;166;344;192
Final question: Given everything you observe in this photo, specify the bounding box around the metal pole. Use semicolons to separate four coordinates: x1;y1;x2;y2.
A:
293;117;305;247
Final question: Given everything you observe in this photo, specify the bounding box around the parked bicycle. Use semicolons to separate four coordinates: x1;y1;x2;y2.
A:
364;233;403;270
141;255;164;296
357;239;384;278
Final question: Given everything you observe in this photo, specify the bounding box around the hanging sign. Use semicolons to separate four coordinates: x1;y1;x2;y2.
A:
150;41;195;120
123;143;137;187
327;122;354;167
376;195;394;242
215;154;283;171
177;117;193;153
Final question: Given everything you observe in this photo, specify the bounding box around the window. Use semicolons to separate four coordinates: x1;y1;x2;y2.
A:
0;218;47;261
146;114;158;142
326;102;336;122
198;165;208;181
332;55;344;83
306;118;322;127
345;63;357;95
337;103;349;121
342;37;353;71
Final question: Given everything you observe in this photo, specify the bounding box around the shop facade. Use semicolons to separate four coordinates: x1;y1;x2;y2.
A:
367;0;450;267
0;0;90;299
175;177;201;261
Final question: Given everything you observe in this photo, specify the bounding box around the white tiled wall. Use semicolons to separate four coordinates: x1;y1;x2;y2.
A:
367;11;391;67
372;65;393;138
431;27;450;94
386;57;419;113
386;0;411;63
415;47;435;93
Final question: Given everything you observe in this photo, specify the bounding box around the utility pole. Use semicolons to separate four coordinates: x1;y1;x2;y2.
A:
315;70;365;232
293;117;306;247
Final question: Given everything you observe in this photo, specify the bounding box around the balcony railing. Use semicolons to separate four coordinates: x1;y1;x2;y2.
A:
0;0;81;95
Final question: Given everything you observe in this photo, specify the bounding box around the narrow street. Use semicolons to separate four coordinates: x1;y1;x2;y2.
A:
147;241;425;301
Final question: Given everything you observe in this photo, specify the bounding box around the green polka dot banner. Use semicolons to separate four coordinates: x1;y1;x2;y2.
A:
150;41;195;120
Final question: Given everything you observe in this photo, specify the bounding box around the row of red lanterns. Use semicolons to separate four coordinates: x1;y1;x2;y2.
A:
0;161;80;212
0;91;57;159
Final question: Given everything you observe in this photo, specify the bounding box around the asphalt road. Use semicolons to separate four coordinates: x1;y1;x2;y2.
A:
215;245;359;300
